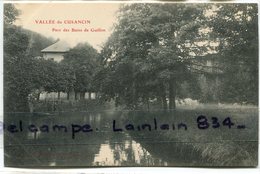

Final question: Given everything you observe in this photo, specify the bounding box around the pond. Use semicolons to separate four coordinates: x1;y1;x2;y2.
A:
4;108;258;167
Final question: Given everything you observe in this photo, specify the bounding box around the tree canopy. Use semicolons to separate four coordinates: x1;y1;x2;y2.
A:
62;43;100;96
98;4;207;110
97;3;258;110
4;4;19;25
4;4;58;111
4;3;258;112
209;4;258;104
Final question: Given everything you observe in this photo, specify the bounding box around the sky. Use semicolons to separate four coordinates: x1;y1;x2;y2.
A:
14;3;121;50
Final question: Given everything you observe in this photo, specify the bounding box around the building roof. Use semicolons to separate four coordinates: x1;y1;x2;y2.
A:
41;40;70;53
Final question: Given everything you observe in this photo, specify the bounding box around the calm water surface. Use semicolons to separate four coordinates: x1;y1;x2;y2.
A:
5;111;171;166
4;109;258;167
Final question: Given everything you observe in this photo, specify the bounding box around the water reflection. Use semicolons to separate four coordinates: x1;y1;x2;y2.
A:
93;134;167;166
5;112;168;166
49;161;56;166
27;131;41;139
4;109;258;167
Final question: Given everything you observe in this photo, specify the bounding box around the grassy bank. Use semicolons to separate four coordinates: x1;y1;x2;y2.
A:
9;100;258;166
124;106;258;166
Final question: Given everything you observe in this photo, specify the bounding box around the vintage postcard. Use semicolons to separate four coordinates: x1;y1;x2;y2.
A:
2;1;258;167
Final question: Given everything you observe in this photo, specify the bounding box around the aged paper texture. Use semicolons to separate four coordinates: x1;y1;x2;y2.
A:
3;1;258;167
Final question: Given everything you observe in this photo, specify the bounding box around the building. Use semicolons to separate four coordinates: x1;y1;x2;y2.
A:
41;40;70;62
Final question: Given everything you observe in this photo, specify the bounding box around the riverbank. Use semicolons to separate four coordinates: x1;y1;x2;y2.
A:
4;103;258;167
125;107;258;166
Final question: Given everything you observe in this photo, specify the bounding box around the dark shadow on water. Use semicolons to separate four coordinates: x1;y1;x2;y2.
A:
4;108;258;167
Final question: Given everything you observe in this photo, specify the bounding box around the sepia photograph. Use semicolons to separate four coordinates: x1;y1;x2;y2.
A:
3;2;258;167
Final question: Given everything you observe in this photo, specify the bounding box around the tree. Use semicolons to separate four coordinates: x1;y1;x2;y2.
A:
99;4;205;110
4;4;56;111
4;3;32;111
4;4;19;25
4;25;32;111
62;43;99;99
209;4;258;104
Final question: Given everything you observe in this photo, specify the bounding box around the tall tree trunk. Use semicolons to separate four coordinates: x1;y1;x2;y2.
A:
161;96;167;111
88;92;91;100
160;84;167;111
132;79;137;109
146;97;150;111
37;92;40;101
58;92;60;100
81;92;85;100
75;92;78;100
169;79;176;110
67;92;69;100
79;92;85;100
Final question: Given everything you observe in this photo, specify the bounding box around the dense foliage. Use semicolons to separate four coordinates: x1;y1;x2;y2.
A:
4;3;258;112
97;4;258;109
97;4;207;110
209;4;258;104
62;43;100;99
